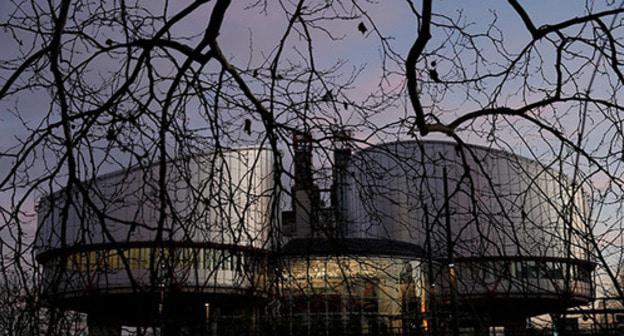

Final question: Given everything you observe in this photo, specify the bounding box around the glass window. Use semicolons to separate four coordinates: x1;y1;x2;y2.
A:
576;265;591;282
213;249;219;270
79;252;88;272
516;261;526;278
203;248;212;269
107;249;120;271
570;264;577;280
178;248;193;269
87;251;96;272
548;262;564;280
222;250;230;270
69;254;77;272
235;252;242;272
130;248;141;269
526;261;538;279
502;261;512;278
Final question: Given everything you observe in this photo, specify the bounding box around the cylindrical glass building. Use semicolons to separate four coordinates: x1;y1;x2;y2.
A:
342;141;594;327
35;148;275;334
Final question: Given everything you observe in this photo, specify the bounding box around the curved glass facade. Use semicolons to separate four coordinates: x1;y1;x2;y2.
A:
438;258;593;302
277;255;429;336
41;246;269;297
342;141;594;308
35;147;275;311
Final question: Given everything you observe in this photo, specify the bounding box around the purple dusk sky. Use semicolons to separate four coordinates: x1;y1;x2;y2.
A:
0;1;619;253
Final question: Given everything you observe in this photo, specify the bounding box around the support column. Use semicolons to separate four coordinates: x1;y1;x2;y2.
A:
162;322;180;336
504;319;527;336
87;315;121;336
473;323;490;336
163;320;208;336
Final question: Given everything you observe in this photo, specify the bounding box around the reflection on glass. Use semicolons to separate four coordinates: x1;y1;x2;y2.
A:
60;247;258;276
281;256;427;335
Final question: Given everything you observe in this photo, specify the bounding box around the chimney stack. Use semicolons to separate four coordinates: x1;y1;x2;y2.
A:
331;127;352;237
291;131;319;237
